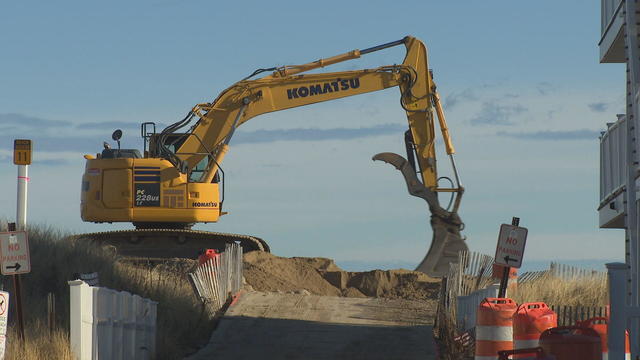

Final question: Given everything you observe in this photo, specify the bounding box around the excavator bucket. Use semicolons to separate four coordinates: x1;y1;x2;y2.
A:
373;152;468;277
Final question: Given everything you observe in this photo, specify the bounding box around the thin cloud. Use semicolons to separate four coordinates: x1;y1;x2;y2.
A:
536;82;555;95
445;89;477;109
232;124;405;144
0;124;407;152
32;158;72;166
75;121;169;132
0;154;73;167
588;102;609;113
0;113;71;132
0;135;105;152
496;129;601;140
470;102;527;126
356;103;381;117
76;121;141;130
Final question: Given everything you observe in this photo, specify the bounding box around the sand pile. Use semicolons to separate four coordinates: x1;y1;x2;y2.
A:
243;252;440;300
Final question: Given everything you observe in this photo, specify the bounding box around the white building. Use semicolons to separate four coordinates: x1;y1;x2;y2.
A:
599;1;640;358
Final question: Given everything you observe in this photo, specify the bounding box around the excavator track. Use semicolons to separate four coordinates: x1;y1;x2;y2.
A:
72;229;270;262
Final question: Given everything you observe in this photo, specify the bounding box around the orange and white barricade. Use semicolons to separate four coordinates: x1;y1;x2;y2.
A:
577;317;630;360
512;302;557;358
475;297;517;360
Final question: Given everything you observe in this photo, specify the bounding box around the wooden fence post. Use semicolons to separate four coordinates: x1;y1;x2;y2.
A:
47;292;55;336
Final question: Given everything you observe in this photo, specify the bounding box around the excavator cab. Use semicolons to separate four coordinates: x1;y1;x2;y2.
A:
142;122;217;183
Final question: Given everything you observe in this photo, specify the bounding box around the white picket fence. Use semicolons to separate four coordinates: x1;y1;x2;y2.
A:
69;280;157;360
189;242;243;313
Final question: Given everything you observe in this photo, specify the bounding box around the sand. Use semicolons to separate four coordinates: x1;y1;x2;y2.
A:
243;251;441;300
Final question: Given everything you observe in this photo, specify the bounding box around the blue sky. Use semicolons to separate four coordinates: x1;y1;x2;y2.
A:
0;1;627;270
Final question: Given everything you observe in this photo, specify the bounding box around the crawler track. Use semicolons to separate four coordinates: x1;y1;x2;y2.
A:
72;229;269;261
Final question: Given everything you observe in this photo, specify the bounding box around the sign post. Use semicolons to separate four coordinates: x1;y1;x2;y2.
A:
9;139;31;343
494;217;528;298
13;139;31;230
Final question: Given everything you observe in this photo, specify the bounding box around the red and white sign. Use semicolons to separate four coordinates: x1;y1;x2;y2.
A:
0;231;31;275
0;293;7;318
494;224;528;269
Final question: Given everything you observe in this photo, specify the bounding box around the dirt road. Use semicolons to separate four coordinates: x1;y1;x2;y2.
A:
188;291;438;360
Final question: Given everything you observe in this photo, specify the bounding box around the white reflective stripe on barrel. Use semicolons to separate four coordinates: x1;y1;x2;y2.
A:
475;356;499;360
475;325;512;342
604;351;632;360
514;339;539;349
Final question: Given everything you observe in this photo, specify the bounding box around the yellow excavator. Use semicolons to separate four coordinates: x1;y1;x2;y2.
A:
79;36;467;277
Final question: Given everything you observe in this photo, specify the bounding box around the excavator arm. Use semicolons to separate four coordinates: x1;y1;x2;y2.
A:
169;37;433;182
164;36;467;277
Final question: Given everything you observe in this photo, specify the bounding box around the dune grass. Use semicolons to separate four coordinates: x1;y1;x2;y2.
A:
0;220;214;359
5;322;74;360
510;273;608;307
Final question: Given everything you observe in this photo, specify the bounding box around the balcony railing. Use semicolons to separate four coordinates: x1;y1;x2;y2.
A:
602;0;623;35
600;114;626;204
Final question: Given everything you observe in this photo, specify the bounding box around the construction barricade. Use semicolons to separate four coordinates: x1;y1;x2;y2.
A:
539;326;602;360
577;317;630;360
475;297;517;360
198;248;220;265
512;302;557;358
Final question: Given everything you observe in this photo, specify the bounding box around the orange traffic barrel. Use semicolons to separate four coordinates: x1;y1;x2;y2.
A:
492;264;518;294
539;326;602;360
512;302;557;358
475;297;517;360
577;317;630;360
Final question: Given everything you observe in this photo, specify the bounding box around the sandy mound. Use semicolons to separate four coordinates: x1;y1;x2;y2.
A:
243;252;440;300
346;269;440;299
243;251;342;296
